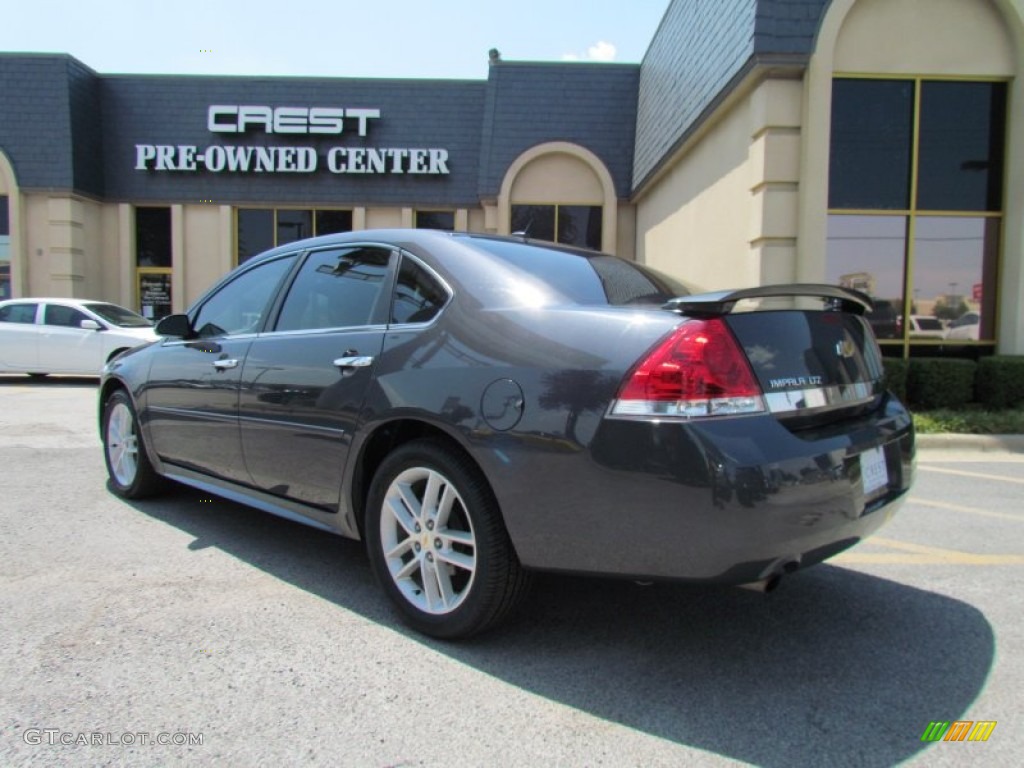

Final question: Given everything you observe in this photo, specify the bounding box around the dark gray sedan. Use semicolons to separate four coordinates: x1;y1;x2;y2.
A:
99;230;914;638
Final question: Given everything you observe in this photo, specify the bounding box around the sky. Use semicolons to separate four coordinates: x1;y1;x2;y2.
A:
1;0;669;80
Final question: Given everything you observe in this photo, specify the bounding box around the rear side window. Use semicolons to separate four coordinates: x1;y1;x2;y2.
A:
44;305;90;328
465;238;690;306
391;257;448;324
0;303;38;323
276;247;392;332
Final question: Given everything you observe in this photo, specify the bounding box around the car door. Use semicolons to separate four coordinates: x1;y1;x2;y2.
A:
144;254;297;483
0;302;41;371
37;303;104;374
238;245;395;509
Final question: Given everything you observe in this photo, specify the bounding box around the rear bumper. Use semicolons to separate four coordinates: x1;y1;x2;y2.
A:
489;395;914;583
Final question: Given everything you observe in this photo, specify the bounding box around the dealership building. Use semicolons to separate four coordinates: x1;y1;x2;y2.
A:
2;0;1023;357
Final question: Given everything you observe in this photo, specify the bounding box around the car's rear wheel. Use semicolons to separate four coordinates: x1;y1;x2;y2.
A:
102;389;164;499
365;439;529;639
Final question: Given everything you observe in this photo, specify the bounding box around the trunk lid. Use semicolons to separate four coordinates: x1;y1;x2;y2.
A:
666;284;887;422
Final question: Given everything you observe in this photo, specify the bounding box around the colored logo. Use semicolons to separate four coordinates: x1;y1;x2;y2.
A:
921;720;997;742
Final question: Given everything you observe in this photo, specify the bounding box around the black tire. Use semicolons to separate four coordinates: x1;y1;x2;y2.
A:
101;389;165;499
365;439;530;639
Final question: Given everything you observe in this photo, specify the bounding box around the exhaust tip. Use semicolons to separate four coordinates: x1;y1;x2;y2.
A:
738;575;782;593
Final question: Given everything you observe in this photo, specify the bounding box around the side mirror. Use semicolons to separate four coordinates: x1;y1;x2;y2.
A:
79;319;102;331
155;313;192;338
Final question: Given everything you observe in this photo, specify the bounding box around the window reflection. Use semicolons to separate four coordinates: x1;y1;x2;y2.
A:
826;215;907;341
912;217;998;342
277;209;312;245
829;79;913;210
416;211;455;230
917;82;1006;212
510;204;602;249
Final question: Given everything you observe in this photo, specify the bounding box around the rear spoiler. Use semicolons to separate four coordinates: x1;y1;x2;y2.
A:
663;283;873;317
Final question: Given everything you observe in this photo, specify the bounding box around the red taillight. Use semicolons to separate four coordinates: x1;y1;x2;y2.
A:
611;318;765;418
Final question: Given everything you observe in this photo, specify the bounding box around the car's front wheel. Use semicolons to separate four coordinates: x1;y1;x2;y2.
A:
102;389;164;499
365;439;529;639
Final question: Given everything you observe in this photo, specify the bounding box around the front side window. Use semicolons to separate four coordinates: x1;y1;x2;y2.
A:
0;302;37;324
43;305;90;328
193;256;296;338
275;247;392;332
510;204;602;249
827;77;1006;356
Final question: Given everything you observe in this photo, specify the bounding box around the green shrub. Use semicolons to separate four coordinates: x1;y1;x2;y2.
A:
882;358;909;402
975;356;1024;409
907;358;976;410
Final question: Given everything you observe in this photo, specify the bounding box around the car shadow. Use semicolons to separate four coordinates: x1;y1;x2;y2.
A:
123;483;992;766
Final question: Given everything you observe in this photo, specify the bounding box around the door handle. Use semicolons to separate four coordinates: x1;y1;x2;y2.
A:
213;358;239;371
333;355;374;369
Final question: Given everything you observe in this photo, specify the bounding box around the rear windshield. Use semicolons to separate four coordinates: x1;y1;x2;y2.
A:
465;238;690;306
86;303;154;328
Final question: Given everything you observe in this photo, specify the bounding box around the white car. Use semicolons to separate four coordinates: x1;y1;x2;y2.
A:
908;315;945;339
0;298;158;377
944;311;981;341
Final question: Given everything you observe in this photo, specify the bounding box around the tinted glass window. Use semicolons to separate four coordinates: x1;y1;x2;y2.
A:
44;305;90;328
315;210;353;235
912;216;998;341
825;215;907;340
135;207;172;267
277;209;313;244
391;257;448;324
237;209;274;263
88;303;153;328
917;81;1006;212
0;303;37;323
276;247;392;332
416;211;455;230
466;239;690;306
193;256;295;338
829;79;913;210
0;195;9;236
510;205;555;242
557;206;602;249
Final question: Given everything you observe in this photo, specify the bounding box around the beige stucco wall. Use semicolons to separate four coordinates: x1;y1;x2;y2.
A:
10;192;126;303
633;74;804;289
182;204;230;307
366;207;402;229
510;153;602;204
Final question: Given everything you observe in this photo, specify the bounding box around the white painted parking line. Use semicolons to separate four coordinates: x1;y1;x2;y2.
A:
911;498;1024;523
835;537;1024;566
916;465;1024;485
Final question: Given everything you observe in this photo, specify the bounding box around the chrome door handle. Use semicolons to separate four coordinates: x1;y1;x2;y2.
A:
333;355;374;369
213;358;239;370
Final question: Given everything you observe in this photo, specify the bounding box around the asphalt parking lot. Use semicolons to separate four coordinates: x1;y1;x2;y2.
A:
1;376;1021;767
